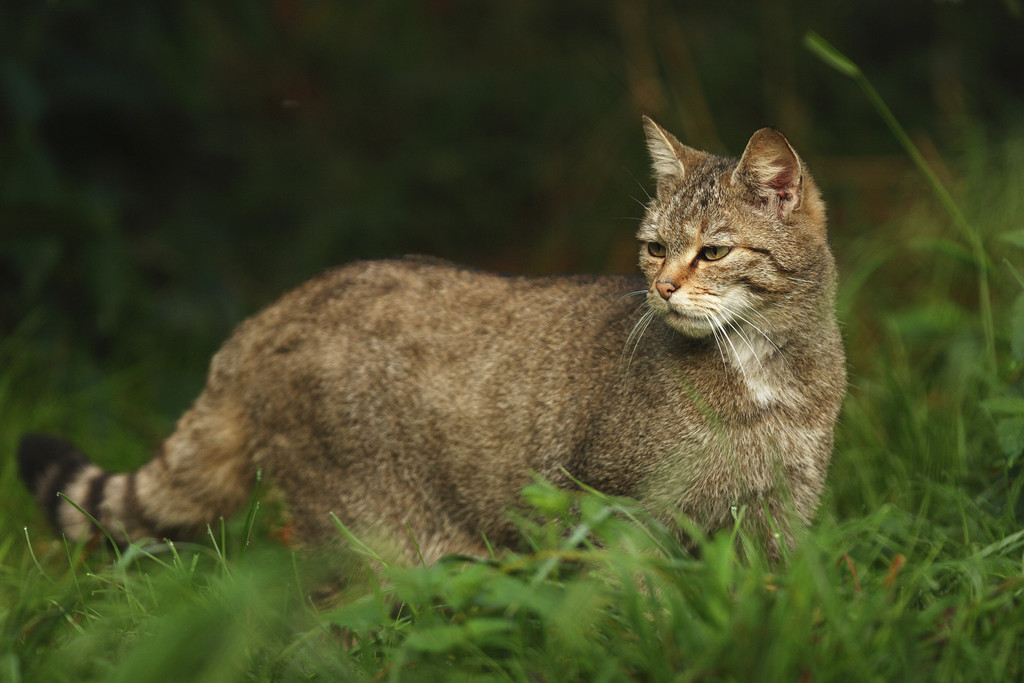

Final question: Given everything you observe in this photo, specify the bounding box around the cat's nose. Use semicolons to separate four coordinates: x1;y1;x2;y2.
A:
655;280;677;300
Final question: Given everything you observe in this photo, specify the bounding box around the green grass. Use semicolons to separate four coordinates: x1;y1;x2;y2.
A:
3;55;1024;683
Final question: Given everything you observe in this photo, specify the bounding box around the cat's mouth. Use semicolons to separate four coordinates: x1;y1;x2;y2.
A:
658;306;718;338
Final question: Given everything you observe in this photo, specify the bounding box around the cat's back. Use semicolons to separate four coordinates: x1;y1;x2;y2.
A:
205;256;645;452
224;256;641;363
299;255;638;320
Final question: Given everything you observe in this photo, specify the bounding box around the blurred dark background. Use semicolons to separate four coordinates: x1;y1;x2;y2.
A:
2;0;1022;423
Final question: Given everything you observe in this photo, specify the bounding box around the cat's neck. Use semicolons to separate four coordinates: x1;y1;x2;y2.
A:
722;322;788;408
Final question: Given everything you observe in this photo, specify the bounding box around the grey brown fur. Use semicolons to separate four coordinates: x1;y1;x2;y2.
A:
19;118;846;562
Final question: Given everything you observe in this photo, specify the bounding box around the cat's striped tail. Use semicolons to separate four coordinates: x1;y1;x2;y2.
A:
18;398;256;544
19;434;185;543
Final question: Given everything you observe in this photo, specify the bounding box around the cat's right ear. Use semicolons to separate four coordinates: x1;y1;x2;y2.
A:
643;116;701;197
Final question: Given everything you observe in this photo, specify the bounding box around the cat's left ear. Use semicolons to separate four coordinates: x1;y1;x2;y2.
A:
733;128;803;220
643;116;703;197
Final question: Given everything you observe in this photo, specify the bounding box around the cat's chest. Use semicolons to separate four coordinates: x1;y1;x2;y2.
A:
642;359;823;482
652;325;796;415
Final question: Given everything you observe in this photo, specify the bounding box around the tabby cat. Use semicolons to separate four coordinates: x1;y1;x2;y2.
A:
19;117;846;562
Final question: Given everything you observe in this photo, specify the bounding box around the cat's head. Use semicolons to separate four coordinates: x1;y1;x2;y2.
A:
637;117;831;339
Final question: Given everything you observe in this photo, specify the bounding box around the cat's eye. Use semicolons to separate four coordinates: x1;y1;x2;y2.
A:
700;245;732;261
647;242;666;258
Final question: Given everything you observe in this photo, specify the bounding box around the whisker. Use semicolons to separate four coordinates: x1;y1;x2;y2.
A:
627;194;649;211
623;310;645;350
624;310;657;370
733;305;781;343
717;317;748;382
620;297;649;328
728;307;788;363
635;311;658;363
704;313;728;372
746;307;774;329
626;169;654;203
726;319;764;371
621;307;655;370
626;298;650;324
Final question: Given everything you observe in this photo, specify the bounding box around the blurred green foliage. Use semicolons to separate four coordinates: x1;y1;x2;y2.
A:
2;0;1022;391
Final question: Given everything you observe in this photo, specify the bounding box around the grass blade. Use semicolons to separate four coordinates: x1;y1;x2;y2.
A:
804;31;996;371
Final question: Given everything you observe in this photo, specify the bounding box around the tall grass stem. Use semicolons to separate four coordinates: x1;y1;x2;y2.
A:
804;31;996;372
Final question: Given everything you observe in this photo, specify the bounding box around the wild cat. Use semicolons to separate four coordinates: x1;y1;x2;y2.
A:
19;117;845;562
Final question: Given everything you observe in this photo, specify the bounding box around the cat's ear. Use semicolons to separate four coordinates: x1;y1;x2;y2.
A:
733;128;803;220
643;116;702;193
